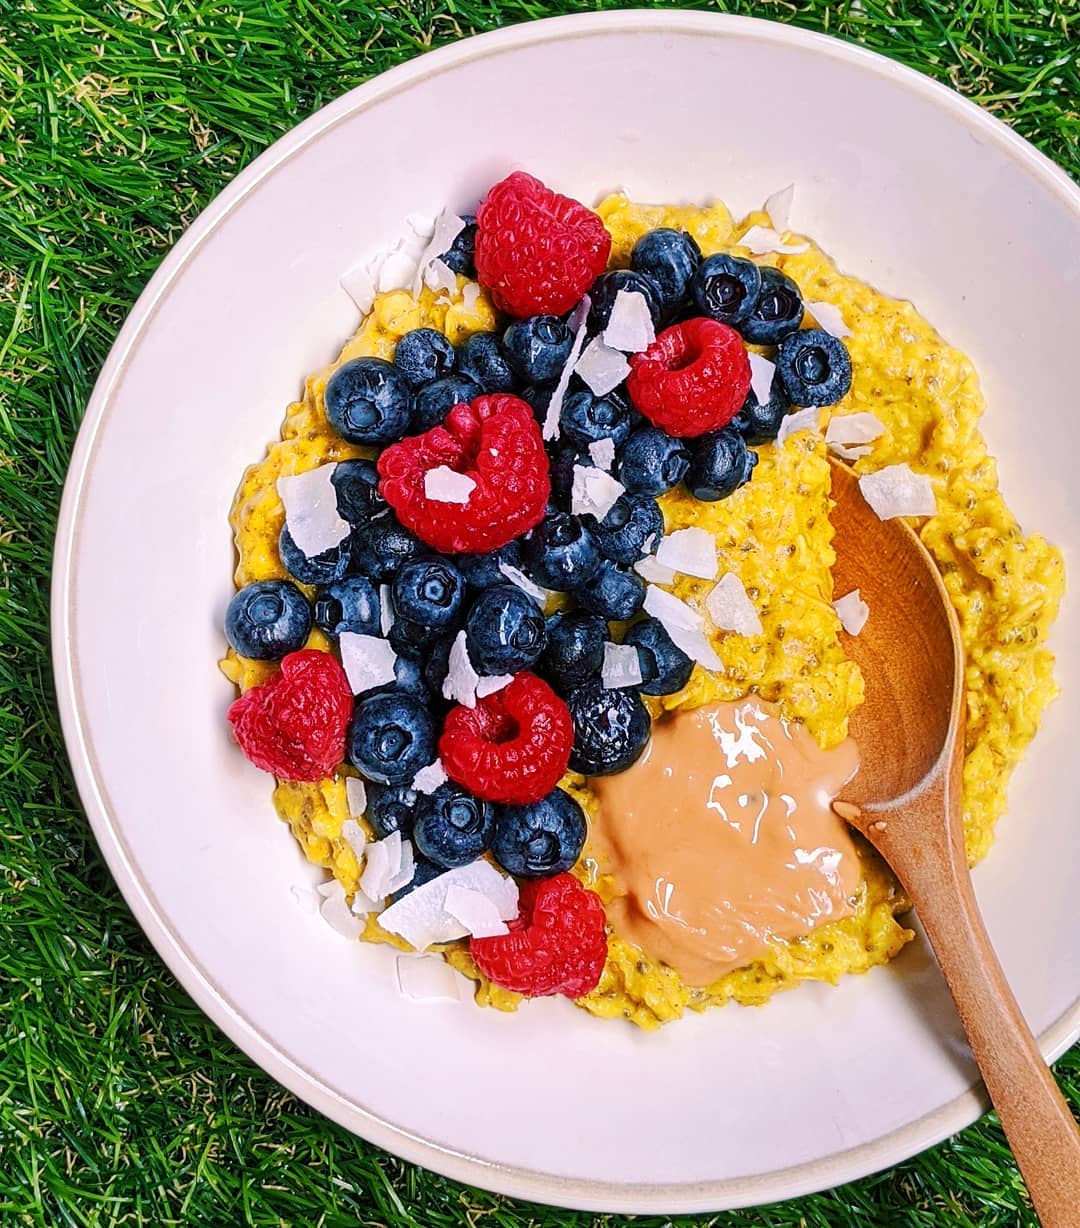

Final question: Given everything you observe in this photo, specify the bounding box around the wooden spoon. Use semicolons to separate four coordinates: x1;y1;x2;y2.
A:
827;457;1080;1227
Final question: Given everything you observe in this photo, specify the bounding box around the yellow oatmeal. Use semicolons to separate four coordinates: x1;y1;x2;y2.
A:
221;193;1063;1029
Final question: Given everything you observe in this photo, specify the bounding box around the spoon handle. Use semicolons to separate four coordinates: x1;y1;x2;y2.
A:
870;795;1080;1227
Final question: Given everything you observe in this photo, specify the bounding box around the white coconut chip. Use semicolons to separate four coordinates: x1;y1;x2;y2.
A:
411;209;467;296
543;295;591;440
739;225;810;256
602;289;656;353
317;879;366;940
825;412;885;461
748;351;776;406
764;183;795;233
339;633;398;696
377;859;519;952
406;212;436;239
395;954;463;1003
497;561;549;606
571;464;625;521
634;555;678;586
588;437;616;471
475;674;513;698
444;884;510;939
461;282;481;311
776;405;822;446
442;629;480;708
377;248;420;294
340;818;368;864
602;641;644;689
706;573;763;637
360;830;403;903
387;839;416;896
276;465;351;560
807;299;853;340
655;526;718;581
423;258;459;297
642;585;723;670
345;776;368;819
834;589;870;636
411;759;448;795
575;337;631;397
291;885;318;915
340;261;377;315
858;464;937;519
423;465;475;504
379;583;395;635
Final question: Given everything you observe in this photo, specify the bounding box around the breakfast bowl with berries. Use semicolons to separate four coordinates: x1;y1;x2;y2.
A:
53;12;1079;1214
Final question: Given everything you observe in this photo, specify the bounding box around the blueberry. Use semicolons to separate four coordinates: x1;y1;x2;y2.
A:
324;357;414;445
624;617;694;696
457;332;516;393
592;493;664;564
691;253;762;326
279;525;349;586
393;328;456;388
574;558;646;621
566;681;651;775
413;783;494;868
331;459;386;525
391;556;465;630
588;270;664;332
545;443;585;512
776;328;853;407
540;610;607;694
388;616;445;658
502;315;573;384
522;512;601;591
365;783;422;838
390;853;445;902
730;369;791;445
456;540;524;591
686;428;758;501
225;579;311;660
741;267;804;345
630;228;702;317
313;576;380;639
560;386;637;450
349;512;422;583
413;375;481;432
465;584;547;675
615;427;691;496
439;215;477;278
491;788;587;878
356;650;431;704
521;384;552;424
422;632;456;699
346;692;437;786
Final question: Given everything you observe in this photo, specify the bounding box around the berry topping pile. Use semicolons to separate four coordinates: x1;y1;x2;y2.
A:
224;171;853;1004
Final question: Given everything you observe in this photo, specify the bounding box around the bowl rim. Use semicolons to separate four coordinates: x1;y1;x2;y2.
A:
51;9;1080;1214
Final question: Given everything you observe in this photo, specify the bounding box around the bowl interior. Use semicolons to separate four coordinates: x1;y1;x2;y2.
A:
55;13;1080;1214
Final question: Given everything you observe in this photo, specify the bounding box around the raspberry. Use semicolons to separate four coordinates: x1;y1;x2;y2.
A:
474;172;611;317
626;317;751;438
378;394;549;554
471;874;607;998
227;649;352;781
439;673;572;805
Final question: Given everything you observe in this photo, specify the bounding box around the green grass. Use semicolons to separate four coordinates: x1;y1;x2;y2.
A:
0;1;1076;1224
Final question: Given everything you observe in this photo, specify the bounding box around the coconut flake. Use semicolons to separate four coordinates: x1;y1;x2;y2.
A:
379;583;395;635
276;465;351;560
602;642;644;689
825;412;885;461
475;674;513;698
497;562;549;606
360;830;403;902
423;258;459;297
318;879;366;939
411;210;467;296
740;225;810;256
603;290;656;353
345;777;368;819
395;954;463;1002
377;248;419;294
340;818;368;863
543;295;591;440
462;282;481;311
411;759;448;795
858;464;936;519
655;526;718;581
834;589;870;635
748;352;776;406
291;885;318;915
340;261;377;315
643;585;723;670
575;337;631;397
706;573;763;637
444;885;510;939
807;299;853;340
764;183;795;233
339;633;398;696
634;555;678;585
387;839;416;895
424;465;475;504
378;859;519;952
776;405;821;445
442;629;479;708
588;437;616;471
571;464;625;521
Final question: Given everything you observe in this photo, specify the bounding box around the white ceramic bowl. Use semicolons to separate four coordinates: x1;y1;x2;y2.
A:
53;11;1080;1214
